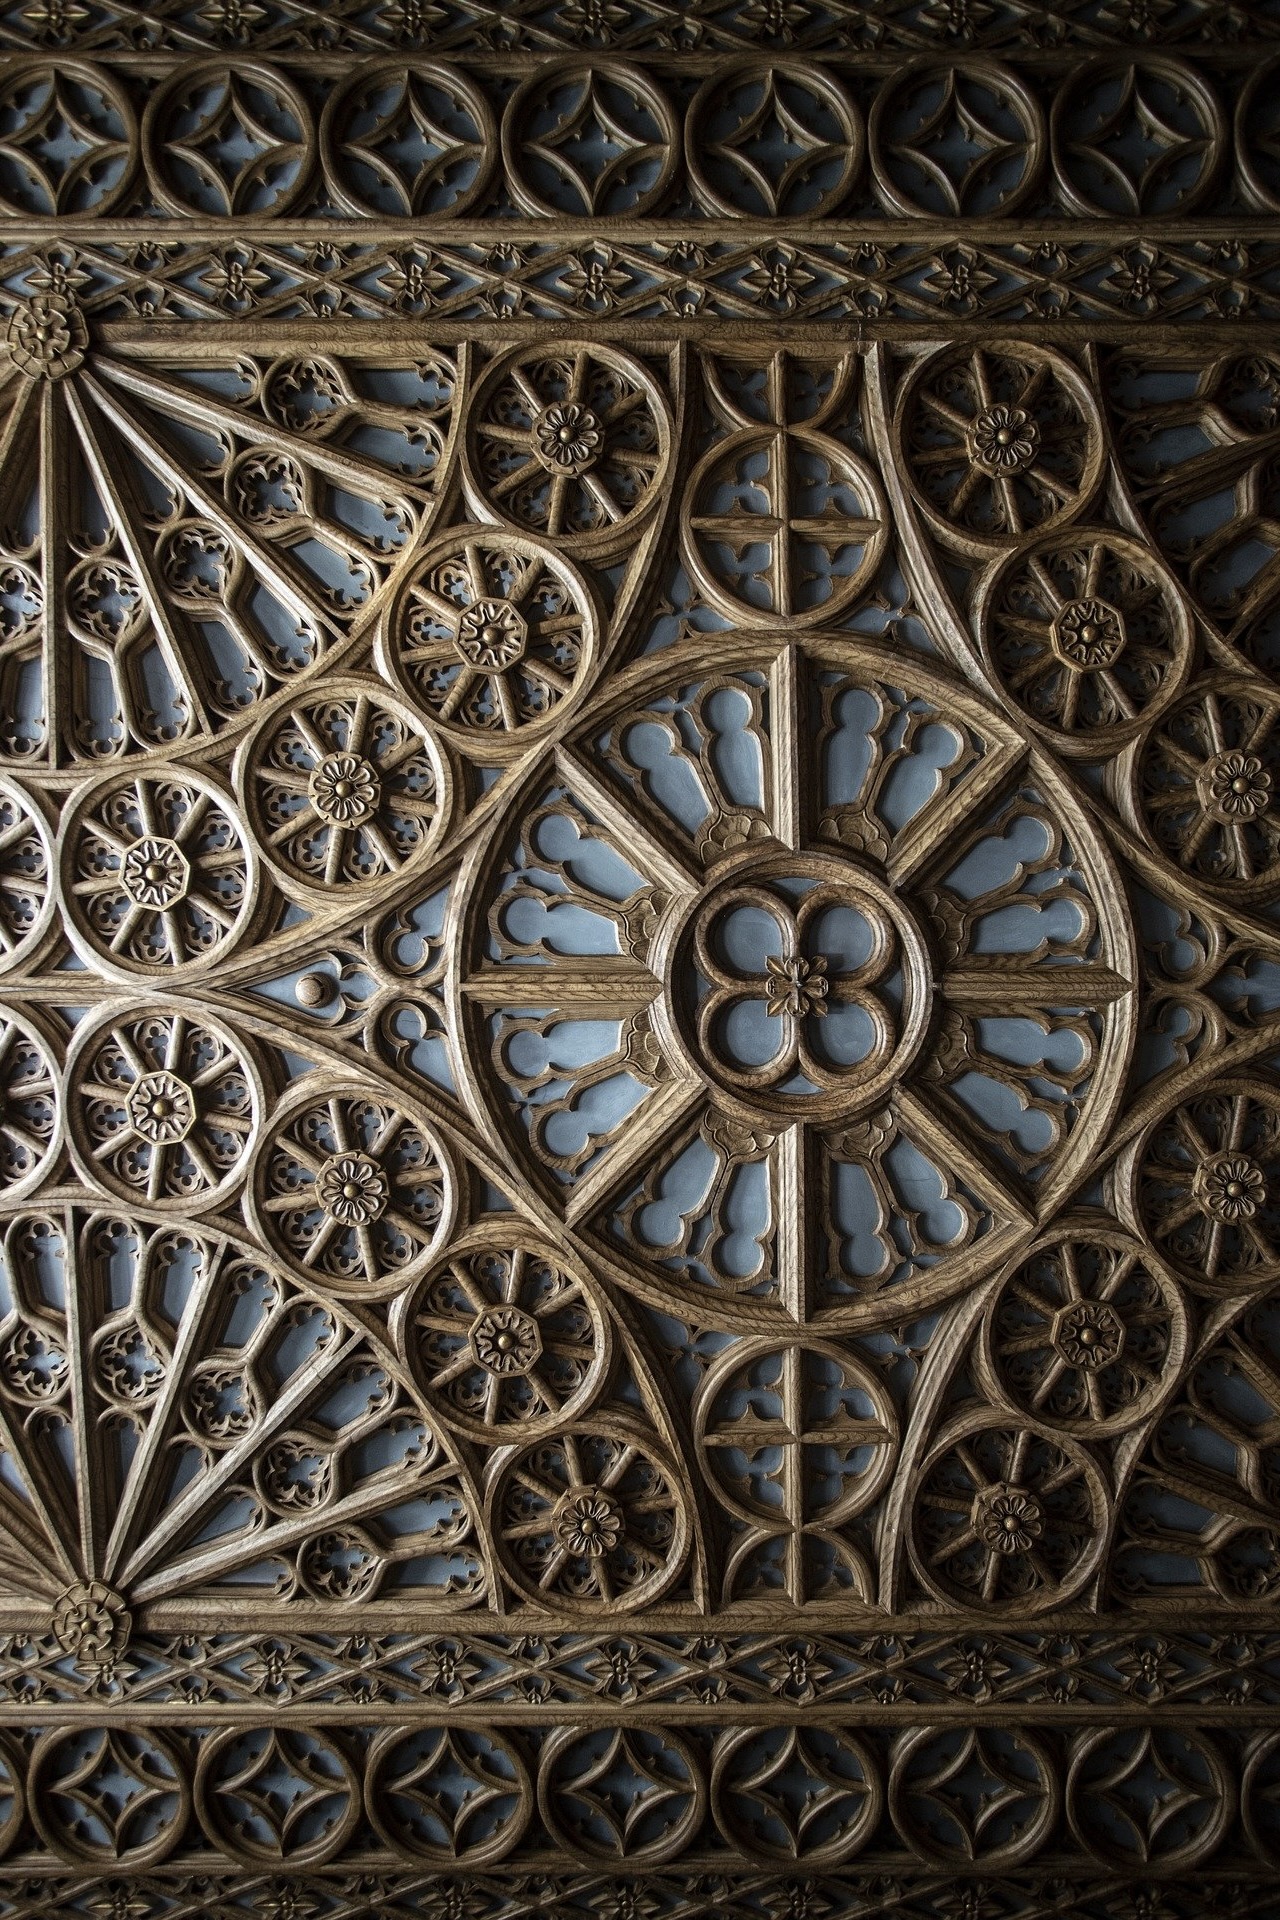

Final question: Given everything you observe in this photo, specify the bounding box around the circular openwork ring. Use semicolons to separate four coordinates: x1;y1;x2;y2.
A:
908;1409;1109;1614
888;1724;1058;1869
682;427;888;628
248;1077;457;1299
1067;1727;1234;1870
235;678;452;900
142;60;313;219
868;58;1044;218
0;61;136;217
687;61;862;219
1129;1074;1280;1292
1124;678;1280;898
488;1419;689;1616
1051;56;1226;218
653;848;932;1129
974;526;1194;756
711;1723;882;1866
30;1726;189;1866
1237;55;1280;214
365;1725;533;1864
539;1722;706;1865
893;341;1105;557
377;525;600;760
979;1223;1189;1437
319;59;496;218
395;1226;611;1444
501;61;677;219
194;1725;360;1866
58;767;259;979
463;343;673;561
0;775;53;977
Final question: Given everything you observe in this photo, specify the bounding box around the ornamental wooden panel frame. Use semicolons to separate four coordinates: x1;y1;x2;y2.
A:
0;4;1277;1915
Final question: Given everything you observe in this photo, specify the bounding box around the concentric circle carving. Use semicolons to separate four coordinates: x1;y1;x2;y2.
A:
1051;58;1226;218
656;849;931;1128
141;61;310;217
237;679;451;898
895;343;1105;555
66;1004;260;1213
888;1725;1057;1868
378;527;598;757
59;768;257;977
464;345;671;558
396;1227;610;1442
249;1081;455;1297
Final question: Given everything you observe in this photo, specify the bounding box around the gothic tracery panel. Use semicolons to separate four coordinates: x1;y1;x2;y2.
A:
0;4;1278;1916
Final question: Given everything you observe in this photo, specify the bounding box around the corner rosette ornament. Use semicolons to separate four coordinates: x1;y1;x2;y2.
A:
52;1581;131;1668
5;293;87;379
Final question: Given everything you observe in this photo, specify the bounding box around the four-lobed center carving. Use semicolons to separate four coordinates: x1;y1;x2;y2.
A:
119;836;191;910
126;1070;196;1144
309;752;382;827
454;598;528;670
661;850;929;1124
1050;598;1127;670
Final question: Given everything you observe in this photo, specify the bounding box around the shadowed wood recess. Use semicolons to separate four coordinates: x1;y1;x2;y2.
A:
2;2;1280;1915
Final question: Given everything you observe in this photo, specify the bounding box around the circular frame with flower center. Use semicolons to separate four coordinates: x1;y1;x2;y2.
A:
235;678;453;900
893;341;1105;556
1127;1075;1280;1292
0;777;53;978
377;526;599;760
979;1223;1188;1437
908;1410;1109;1613
1121;680;1280;900
248;1081;456;1299
464;345;673;560
65;1005;261;1215
488;1420;689;1615
974;527;1194;756
395;1226;611;1443
58;769;259;981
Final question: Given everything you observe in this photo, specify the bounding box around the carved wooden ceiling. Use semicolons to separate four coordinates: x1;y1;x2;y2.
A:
0;2;1279;1915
